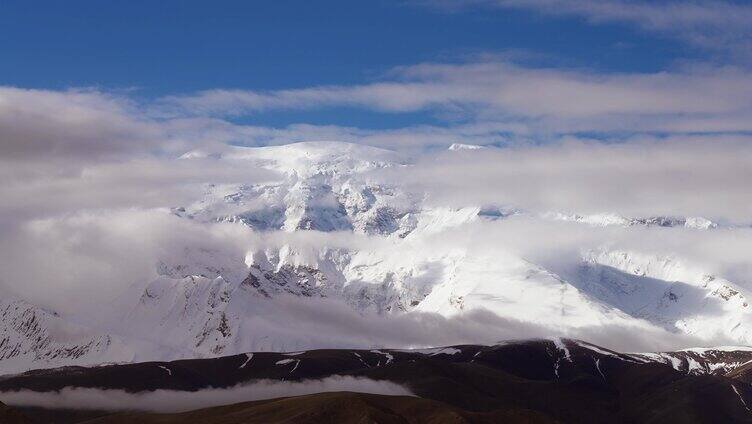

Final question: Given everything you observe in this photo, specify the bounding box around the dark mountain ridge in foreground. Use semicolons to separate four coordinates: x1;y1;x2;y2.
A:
2;338;752;423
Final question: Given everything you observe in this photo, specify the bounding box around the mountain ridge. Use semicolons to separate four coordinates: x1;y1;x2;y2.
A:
2;141;751;374
3;338;752;423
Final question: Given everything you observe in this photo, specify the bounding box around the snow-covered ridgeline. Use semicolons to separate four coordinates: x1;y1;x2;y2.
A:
1;141;751;373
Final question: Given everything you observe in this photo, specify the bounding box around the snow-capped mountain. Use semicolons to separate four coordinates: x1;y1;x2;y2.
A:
1;141;751;374
0;294;136;373
175;141;417;236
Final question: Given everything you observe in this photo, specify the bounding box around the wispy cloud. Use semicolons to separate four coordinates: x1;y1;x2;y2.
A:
381;135;752;222
0;377;413;413
423;0;752;54
159;61;752;136
6;58;752;163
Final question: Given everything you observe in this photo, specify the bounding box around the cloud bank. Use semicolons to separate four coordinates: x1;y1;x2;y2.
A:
380;136;752;222
1;82;751;354
238;288;717;354
161;62;752;136
1;2;752;359
0;377;413;413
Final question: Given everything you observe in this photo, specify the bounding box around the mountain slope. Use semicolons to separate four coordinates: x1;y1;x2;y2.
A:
80;392;554;424
0;294;135;373
85;392;556;424
3;141;752;374
3;339;752;423
0;402;31;424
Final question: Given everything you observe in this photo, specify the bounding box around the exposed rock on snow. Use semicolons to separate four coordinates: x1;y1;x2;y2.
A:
2;141;751;373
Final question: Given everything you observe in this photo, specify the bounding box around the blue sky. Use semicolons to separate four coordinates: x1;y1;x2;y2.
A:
1;0;751;145
2;0;690;88
1;1;689;92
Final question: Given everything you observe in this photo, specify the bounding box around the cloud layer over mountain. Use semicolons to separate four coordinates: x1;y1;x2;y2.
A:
0;377;413;413
1;0;752;364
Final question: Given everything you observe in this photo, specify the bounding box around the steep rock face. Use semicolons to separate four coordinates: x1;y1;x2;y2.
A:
0;295;133;372
243;246;439;314
128;275;239;356
243;263;329;298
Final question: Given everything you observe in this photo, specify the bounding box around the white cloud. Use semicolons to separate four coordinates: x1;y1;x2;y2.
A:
159;62;752;136
0;377;413;413
239;286;713;353
379;136;752;222
6;58;752;160
0;157;279;228
0;87;283;236
0;210;258;315
0;87;161;161
0;204;726;353
1;45;752;359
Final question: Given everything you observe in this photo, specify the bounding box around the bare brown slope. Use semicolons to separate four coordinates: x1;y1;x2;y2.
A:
77;392;556;424
7;339;752;423
726;360;752;384
0;401;32;424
